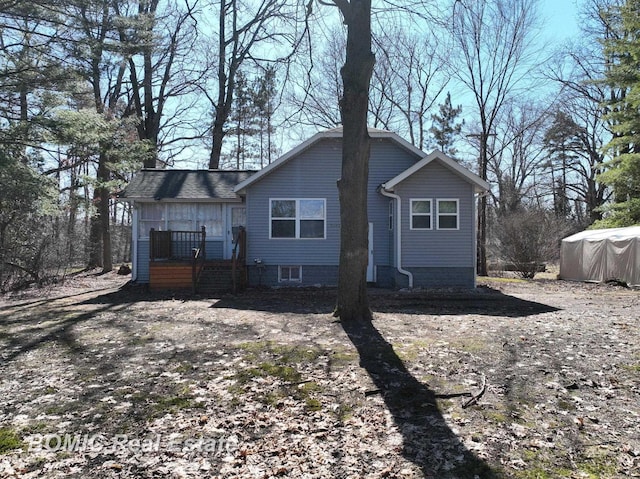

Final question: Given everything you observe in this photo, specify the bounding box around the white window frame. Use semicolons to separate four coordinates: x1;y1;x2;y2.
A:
278;265;302;283
410;199;433;230
436;199;460;230
269;198;326;239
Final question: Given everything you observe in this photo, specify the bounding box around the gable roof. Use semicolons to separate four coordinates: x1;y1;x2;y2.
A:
119;170;255;201
233;127;425;193
382;150;490;193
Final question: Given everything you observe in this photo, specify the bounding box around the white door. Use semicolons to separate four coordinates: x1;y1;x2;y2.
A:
226;206;246;259
367;222;375;282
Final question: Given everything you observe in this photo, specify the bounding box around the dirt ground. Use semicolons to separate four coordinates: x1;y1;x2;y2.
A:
0;272;639;478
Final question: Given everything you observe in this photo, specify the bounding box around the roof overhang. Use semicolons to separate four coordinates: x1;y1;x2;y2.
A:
381;150;490;193
233;127;426;194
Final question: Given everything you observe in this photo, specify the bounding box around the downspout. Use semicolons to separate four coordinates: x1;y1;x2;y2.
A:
379;186;413;288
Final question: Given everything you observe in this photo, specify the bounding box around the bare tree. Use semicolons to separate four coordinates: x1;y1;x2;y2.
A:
449;0;543;276
206;0;300;169
116;0;205;167
370;24;448;149
488;101;550;216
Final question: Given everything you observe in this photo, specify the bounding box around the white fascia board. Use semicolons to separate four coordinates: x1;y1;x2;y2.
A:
383;150;491;193
233;127;426;193
123;197;242;203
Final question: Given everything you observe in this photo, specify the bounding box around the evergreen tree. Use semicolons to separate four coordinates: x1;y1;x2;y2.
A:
600;0;640;226
429;92;464;158
543;110;582;219
253;66;277;167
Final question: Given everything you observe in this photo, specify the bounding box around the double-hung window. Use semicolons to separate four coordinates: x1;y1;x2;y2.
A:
410;199;432;230
437;199;459;230
270;199;326;239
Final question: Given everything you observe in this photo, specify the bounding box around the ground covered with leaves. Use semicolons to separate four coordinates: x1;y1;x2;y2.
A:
0;272;639;478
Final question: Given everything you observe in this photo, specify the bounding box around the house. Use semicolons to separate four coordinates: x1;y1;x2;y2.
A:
121;127;490;292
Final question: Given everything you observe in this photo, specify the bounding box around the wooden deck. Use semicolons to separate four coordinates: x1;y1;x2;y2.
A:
149;260;239;292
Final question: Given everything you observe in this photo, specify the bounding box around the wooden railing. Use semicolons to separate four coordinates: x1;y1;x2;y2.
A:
192;226;207;294
150;227;206;261
231;226;247;293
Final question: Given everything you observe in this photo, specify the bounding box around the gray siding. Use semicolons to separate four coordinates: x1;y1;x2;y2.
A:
368;138;416;267
395;161;475;268
138;240;150;282
245;137;418;272
247;265;338;287
395;267;475;289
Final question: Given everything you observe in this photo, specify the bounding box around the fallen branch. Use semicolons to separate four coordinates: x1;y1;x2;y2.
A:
462;374;487;409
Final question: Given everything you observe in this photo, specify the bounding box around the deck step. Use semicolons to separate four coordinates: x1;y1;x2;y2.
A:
196;265;245;294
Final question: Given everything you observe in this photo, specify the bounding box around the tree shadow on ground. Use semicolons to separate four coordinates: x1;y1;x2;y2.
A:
340;317;497;478
210;285;560;318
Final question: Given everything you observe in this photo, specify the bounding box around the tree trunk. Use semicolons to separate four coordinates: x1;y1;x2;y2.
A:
334;0;375;322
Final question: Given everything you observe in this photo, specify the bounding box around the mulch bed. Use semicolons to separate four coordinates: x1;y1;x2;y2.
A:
0;271;639;478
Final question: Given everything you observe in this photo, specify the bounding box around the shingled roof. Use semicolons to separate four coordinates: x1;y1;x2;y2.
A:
120;170;256;201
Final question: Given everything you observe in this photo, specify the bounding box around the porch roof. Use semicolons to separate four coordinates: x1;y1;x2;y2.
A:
119;170;256;201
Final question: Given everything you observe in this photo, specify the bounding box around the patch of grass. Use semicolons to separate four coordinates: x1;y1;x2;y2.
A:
304;398;322;411
620;363;640;373
556;399;576;411
0;427;24;454
238;341;324;363
484;410;509;424
235;362;302;384
513;467;572;479
576;453;618;478
128;334;154;346
396;340;432;362
153;395;194;414
334;403;353;422
174;362;194;373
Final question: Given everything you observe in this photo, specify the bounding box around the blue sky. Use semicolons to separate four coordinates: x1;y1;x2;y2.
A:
541;0;580;41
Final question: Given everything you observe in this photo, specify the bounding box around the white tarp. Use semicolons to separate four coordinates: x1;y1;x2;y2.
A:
559;226;640;286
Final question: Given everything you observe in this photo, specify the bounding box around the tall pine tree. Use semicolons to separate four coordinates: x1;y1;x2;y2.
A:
600;0;640;226
429;92;464;159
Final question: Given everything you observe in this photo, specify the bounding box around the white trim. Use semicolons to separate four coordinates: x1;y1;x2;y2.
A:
436;199;460;230
383;150;490;193
269;198;326;239
278;265;302;282
234;127;426;193
379;189;413;288
410;198;433;230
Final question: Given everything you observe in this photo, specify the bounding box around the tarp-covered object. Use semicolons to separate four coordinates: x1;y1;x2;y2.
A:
560;226;640;286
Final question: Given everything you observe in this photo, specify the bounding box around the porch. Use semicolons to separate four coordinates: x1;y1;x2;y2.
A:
149;227;247;294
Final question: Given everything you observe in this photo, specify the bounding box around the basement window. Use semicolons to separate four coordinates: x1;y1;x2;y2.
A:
279;265;302;282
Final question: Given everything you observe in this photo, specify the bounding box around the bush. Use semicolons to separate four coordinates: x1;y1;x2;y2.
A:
493;208;572;279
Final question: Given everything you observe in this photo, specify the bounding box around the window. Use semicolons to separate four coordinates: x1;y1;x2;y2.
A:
139;203;165;238
437;199;459;230
410;199;432;230
389;200;394;230
270;199;325;239
279;265;302;282
138;203;223;238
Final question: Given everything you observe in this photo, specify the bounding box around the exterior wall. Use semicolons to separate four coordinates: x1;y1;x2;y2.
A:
394;267;476;289
244;137;418;287
247;265;339;288
394;161;476;269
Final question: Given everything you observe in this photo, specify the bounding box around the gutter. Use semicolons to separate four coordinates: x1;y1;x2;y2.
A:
379;186;413;288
